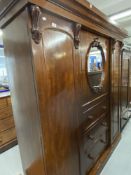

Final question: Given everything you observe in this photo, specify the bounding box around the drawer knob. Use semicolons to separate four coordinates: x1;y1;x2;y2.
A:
0;138;3;143
88;115;94;119
101;122;107;127
101;106;107;110
94;138;99;143
88;135;95;140
88;154;94;160
100;139;106;144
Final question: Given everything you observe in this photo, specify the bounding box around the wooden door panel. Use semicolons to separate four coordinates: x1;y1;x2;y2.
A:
120;50;130;129
121;52;129;113
77;30;109;103
111;41;121;141
32;12;79;175
43;30;77;175
80;116;108;175
77;30;110;126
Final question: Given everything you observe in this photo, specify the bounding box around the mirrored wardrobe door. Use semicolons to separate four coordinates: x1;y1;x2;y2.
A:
87;38;106;94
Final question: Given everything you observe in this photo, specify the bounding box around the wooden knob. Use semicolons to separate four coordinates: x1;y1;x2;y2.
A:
88;115;94;119
88;154;94;160
88;134;95;140
100;139;106;144
101;122;107;127
0;138;3;143
101;106;107;110
94;138;99;143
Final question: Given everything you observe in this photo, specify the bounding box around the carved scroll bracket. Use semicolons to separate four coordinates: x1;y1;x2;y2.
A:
111;39;116;52
119;41;124;51
111;39;124;52
92;38;101;48
74;23;81;49
30;5;42;44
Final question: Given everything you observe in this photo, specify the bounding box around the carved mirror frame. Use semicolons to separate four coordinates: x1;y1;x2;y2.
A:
86;38;106;93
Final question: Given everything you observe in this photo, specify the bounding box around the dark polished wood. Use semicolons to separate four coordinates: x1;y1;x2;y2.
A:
110;41;123;143
77;30;110;175
0;0;127;40
0;0;127;175
120;49;130;130
111;40;120;142
30;5;42;44
0;0;18;20
3;9;45;175
88;133;121;175
74;23;81;49
129;52;131;109
31;11;80;175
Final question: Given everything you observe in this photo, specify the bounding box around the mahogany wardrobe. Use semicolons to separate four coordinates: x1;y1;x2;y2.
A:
0;0;128;175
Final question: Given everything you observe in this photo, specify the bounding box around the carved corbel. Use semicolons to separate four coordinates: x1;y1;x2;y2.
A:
119;41;124;51
92;38;102;49
74;23;81;49
30;5;42;44
111;39;116;52
111;39;124;51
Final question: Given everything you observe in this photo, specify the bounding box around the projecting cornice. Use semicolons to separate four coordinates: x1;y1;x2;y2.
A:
0;0;128;40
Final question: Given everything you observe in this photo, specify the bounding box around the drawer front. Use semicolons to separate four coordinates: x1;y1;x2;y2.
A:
0;117;14;132
7;97;11;105
81;100;108;129
81;112;108;136
0;106;13;120
0;128;16;147
0;98;8;109
80;117;109;175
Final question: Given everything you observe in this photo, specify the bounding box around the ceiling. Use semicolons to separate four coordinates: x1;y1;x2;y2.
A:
87;0;131;44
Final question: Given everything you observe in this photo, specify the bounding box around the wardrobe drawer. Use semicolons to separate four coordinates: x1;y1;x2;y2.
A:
7;97;11;105
0;98;7;109
80;117;109;175
0;107;13;120
0;128;16;147
81;100;108;129
84;120;108;158
0;117;14;132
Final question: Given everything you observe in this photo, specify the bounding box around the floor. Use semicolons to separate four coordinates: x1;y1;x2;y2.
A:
0;120;131;175
0;145;24;175
100;119;131;175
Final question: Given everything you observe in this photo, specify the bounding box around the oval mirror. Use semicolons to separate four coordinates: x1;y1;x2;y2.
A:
87;39;105;93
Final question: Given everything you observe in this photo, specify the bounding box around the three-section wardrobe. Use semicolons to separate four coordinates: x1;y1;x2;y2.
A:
0;0;130;175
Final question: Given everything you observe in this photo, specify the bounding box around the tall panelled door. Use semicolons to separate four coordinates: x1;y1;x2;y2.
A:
120;49;130;130
31;11;80;175
4;7;79;175
4;8;80;175
111;41;122;142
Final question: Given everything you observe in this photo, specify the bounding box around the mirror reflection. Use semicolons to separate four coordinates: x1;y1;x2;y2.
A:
87;45;105;93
